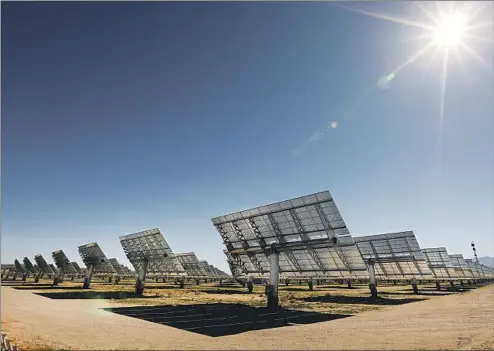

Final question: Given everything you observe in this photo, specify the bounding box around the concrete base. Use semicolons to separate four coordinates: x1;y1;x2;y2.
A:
247;281;254;293
52;277;60;286
412;283;419;294
83;279;91;289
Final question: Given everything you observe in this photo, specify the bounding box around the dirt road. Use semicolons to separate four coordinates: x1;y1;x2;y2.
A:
1;284;493;350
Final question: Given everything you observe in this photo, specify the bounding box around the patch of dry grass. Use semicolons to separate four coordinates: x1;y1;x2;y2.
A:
15;278;443;316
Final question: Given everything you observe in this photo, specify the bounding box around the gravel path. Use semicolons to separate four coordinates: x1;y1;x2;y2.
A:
1;284;493;350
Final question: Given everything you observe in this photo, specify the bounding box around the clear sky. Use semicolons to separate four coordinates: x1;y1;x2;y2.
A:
2;1;493;272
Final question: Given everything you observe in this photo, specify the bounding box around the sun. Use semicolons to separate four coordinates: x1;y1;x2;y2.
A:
433;11;468;47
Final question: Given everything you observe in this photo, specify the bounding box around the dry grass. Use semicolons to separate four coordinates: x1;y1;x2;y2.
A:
12;277;441;315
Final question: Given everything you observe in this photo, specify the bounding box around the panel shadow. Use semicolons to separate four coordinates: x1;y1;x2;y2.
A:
34;291;155;299
103;303;350;337
301;294;426;305
199;289;251;295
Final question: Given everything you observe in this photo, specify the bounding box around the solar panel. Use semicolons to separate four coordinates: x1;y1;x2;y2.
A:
175;253;209;278
52;250;78;276
23;257;38;274
14;259;26;274
449;254;474;279
198;260;218;279
421;247;457;279
465;259;484;278
1;264;16;279
119;228;186;293
49;264;59;275
70;262;83;275
78;243;116;274
212;191;368;279
109;258;127;276
354;231;433;280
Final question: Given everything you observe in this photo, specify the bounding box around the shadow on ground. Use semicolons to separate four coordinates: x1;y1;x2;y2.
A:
380;290;455;297
12;285;86;291
34;291;156;299
199;289;251;295
300;294;426;305
103;303;350;337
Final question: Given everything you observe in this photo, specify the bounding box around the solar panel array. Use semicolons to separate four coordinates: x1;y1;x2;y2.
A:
14;259;26;274
175;252;209;277
109;258;128;276
34;254;55;274
120;228;186;276
449;254;474;279
421;247;457;279
354;231;433;279
212;191;368;279
23;257;38;274
465;259;483;278
78;242;116;274
71;262;83;275
52;250;78;275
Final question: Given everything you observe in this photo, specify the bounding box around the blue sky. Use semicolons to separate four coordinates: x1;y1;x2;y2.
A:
2;2;493;272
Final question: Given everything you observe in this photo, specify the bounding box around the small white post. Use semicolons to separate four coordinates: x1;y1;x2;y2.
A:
135;260;148;294
266;250;280;309
368;260;378;298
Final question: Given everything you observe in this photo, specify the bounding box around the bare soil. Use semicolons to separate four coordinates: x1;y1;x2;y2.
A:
1;279;493;350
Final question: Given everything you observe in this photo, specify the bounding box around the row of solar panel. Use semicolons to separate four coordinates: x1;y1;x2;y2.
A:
212;191;494;281
1;241;231;280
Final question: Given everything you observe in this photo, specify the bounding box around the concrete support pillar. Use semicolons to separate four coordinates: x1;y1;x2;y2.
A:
346;279;352;289
179;276;185;288
195;279;200;285
411;278;419;294
135;260;149;295
83;265;95;289
368;261;378;298
435;281;441;291
393;280;397;285
449;280;455;289
266;250;280;309
247;276;254;293
285;279;289;286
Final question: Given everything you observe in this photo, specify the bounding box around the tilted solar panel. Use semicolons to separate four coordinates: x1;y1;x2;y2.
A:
212;191;368;279
354;231;433;279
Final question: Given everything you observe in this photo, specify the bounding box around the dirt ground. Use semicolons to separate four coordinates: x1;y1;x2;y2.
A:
1;279;493;350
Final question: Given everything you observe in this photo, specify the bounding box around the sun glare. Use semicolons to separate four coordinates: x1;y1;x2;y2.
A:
433;11;468;47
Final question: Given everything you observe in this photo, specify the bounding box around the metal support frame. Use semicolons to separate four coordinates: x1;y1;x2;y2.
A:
232;221;264;273
383;240;406;277
366;240;390;278
267;213;304;273
313;204;352;272
288;208;328;273
401;238;425;280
